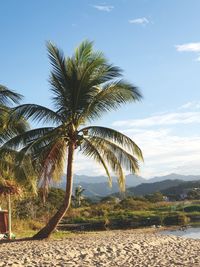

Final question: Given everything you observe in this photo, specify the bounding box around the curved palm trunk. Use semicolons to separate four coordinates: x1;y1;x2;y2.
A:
32;143;75;240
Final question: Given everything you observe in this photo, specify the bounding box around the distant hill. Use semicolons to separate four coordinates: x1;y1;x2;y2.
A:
113;179;185;197
148;173;200;183
73;174;146;187
56;173;200;199
74;182;120;201
161;180;200;195
128;179;184;196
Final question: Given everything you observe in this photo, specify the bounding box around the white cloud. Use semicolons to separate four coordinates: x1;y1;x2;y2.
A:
175;42;200;61
129;17;149;25
121;128;200;178
176;42;200;52
93;5;114;12
72;103;200;179
73;127;200;178
113;111;200;127
196;55;200;62
179;101;200;110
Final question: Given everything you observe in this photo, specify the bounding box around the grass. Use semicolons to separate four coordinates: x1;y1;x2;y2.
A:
14;228;74;240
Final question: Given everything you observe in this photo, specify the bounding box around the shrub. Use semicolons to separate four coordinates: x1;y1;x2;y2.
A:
145;192;164;203
139;215;162;226
163;214;189;226
117;197;152;210
184;205;200;212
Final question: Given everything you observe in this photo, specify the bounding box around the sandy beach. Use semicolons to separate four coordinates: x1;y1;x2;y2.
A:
0;229;199;267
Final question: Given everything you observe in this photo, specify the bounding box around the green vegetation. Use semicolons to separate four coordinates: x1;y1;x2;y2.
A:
60;196;199;229
184;205;200;212
1;189;199;237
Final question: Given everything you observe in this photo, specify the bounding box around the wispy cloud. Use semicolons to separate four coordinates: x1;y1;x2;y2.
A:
179;101;200;110
113;111;200;127
129;17;149;25
111;103;200;177
74;128;200;178
175;42;200;61
126;128;200;177
93;5;114;12
176;42;200;52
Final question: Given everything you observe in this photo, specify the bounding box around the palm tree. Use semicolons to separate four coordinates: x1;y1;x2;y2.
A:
0;85;37;193
4;40;143;239
73;185;85;208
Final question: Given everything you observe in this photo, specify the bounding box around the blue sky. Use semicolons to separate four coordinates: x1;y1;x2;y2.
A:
0;0;200;178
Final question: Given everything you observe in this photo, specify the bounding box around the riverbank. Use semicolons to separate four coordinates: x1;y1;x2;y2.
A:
0;229;199;266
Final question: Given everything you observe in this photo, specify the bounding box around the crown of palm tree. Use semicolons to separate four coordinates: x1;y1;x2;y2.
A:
3;40;143;194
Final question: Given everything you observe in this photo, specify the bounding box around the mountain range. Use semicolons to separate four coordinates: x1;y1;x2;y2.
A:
57;173;200;199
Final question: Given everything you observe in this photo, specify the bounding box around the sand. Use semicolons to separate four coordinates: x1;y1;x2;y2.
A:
0;229;199;267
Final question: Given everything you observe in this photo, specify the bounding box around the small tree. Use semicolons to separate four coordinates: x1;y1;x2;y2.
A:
73;186;85;208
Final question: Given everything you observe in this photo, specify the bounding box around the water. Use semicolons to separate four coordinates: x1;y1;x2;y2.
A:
161;227;200;239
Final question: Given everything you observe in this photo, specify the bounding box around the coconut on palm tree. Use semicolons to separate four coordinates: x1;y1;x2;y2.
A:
4;40;143;239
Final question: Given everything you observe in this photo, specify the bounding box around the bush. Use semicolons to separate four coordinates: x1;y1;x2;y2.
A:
184;205;200;212
117;197;152;210
163;214;189;226
139;216;162;226
145;192;164;203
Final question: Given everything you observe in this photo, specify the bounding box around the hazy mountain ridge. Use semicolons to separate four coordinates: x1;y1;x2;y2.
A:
57;173;200;199
161;180;200;195
123;179;185;196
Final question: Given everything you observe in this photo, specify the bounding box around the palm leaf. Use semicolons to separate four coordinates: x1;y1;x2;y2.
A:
12;104;63;124
81;137;112;186
0;85;23;106
79;126;143;161
79;80;142;122
86;136;139;173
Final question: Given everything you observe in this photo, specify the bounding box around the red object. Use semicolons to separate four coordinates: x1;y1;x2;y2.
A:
0;210;8;233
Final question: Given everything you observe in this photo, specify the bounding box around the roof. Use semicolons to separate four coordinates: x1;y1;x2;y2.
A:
0;180;21;196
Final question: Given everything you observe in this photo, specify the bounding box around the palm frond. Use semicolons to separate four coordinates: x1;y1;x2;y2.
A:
79;126;143;161
74;40;94;63
79;136;128;191
0;150;38;195
0;106;29;144
47;42;73;112
80;80;142;122
2;127;55;150
86;139;126;191
85;136;139;175
12;104;63;124
81;137;112;186
38;139;66;201
0;85;23;106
